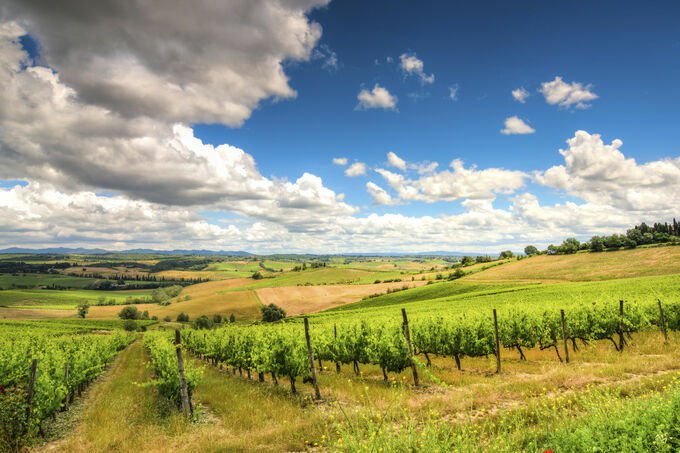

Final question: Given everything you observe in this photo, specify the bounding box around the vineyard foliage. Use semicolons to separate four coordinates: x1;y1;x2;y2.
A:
182;299;680;386
0;324;134;446
143;332;203;406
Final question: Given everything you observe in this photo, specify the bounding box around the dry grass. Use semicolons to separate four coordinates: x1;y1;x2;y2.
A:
0;307;75;319
465;246;680;283
256;280;428;316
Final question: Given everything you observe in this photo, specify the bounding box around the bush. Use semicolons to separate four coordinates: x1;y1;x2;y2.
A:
193;315;213;329
77;302;90;318
176;312;190;322
163;315;172;322
229;313;236;323
118;305;140;320
123;319;137;331
212;314;222;324
524;245;539;256
151;315;158;321
261;304;286;322
141;310;150;320
252;271;263;280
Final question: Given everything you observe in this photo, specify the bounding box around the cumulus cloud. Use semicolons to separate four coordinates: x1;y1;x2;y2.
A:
345;162;367;177
376;160;528;203
399;53;434;84
540;76;598;109
312;44;339;72
332;157;348;166
387;152;407;170
501;116;536;135
1;0;329;126
512;87;529;103
535;130;680;213
366;182;395;206
356;84;398;110
0;23;356;231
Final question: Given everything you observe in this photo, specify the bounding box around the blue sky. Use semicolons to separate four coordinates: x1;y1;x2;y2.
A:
0;0;679;252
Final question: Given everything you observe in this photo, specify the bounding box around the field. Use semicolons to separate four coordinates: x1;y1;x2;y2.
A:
2;247;680;452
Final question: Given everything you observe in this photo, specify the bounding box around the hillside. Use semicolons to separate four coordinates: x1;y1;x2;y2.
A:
464;245;680;283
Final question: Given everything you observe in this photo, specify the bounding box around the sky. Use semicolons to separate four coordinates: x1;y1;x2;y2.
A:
0;0;679;253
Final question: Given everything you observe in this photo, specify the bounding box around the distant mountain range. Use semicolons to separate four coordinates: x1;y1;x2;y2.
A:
0;247;495;257
0;247;253;256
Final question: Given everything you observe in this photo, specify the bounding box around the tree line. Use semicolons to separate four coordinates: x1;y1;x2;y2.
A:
524;218;680;256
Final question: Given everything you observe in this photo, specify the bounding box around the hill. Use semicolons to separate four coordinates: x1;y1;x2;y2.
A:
463;245;680;283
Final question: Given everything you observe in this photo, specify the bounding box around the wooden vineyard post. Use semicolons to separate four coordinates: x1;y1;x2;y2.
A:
560;310;570;364
619;300;624;352
175;329;193;419
26;358;38;422
334;324;341;373
493;309;501;374
658;300;668;344
401;308;419;387
304;318;321;400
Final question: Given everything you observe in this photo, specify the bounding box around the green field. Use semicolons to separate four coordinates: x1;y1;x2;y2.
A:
0;288;154;309
0;273;100;289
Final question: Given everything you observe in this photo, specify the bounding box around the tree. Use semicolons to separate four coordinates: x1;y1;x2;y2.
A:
77;303;90;318
461;256;475;266
252;271;263;280
229;313;236;323
163;315;172;322
499;250;514;259
193;315;213;329
590;235;605;252
560;238;580;254
176;312;190;322
212;314;222;324
524;245;539;256
123;319;137;331
141;310;150;320
261;304;286;322
118;305;140;320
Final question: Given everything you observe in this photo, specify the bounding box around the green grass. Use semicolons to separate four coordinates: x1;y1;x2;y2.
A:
0;273;100;289
311;273;680;322
0;288;153;308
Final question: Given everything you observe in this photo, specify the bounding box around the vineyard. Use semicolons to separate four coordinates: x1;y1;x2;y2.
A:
181;299;679;394
0;322;135;450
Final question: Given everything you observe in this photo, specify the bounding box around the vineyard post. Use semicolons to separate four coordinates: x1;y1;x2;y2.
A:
26;358;38;422
304;317;321;400
618;300;624;352
401;308;419;387
493;309;501;374
175;329;193;419
658;300;668;344
334;324;341;373
560;310;569;364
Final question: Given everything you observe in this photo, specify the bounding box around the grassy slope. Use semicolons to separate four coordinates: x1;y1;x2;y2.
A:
0;288;153;308
465;245;680;282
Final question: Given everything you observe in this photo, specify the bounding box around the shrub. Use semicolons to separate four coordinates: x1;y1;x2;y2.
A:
193;315;213;329
123;319;137;331
252;271;263;280
261;303;286;322
163;315;172;322
229;313;236;323
118;305;140;320
176;312;190;322
212;314;222;324
152;315;158;321
141;310;150;320
77;302;90;318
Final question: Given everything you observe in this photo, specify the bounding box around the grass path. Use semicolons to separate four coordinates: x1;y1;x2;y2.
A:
42;340;190;452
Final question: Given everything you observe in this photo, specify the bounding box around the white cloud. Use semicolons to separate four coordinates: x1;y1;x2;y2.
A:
0;24;356;231
540;76;598;109
345;162;367;177
1;0;329;126
356;84;398;110
449;85;459;101
387;152;407;170
536;130;680;212
332;157;348;166
501;116;536;135
366;182;395;206
312;44;339;72
511;87;529;103
376;160;528;203
399;53;434;84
